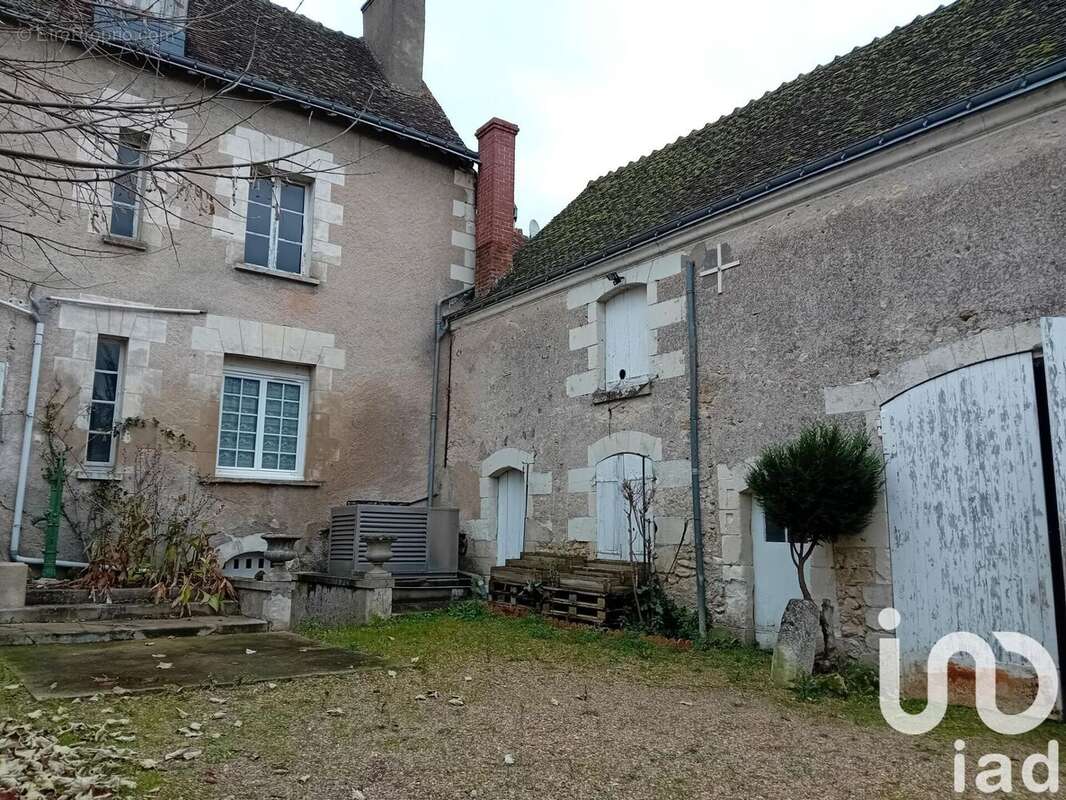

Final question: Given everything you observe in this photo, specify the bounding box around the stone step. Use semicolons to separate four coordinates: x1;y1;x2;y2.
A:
392;584;470;613
27;586;165;606
0;615;268;646
0;601;239;625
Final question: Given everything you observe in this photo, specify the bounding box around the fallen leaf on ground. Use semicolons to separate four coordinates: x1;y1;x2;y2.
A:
503;753;516;765
208;697;227;704
245;649;257;655
447;698;464;707
156;662;173;670
326;708;344;716
151;653;167;659
679;701;694;707
387;670;397;678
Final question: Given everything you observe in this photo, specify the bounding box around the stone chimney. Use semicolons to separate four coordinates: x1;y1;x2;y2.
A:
474;118;520;296
361;0;425;93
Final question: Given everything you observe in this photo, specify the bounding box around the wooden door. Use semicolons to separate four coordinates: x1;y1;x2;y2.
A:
881;353;1060;699
752;501;811;648
495;469;526;567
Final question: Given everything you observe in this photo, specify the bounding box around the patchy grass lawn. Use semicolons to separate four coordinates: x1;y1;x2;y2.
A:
0;604;1060;799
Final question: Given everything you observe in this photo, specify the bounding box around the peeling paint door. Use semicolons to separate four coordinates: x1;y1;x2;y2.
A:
881;352;1061;698
495;469;526;566
752;501;811;649
596;453;650;560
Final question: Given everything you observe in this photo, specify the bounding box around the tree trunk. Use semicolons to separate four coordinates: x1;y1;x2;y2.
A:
791;541;814;602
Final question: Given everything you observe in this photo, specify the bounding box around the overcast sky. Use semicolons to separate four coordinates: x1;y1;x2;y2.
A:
278;0;942;230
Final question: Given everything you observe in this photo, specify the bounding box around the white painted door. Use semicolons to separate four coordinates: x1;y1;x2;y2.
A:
595;453;650;560
881;353;1060;697
752;501;811;648
495;469;526;566
604;287;648;386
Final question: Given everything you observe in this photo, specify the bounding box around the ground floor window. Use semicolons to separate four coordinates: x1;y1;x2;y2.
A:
215;365;309;479
86;337;125;465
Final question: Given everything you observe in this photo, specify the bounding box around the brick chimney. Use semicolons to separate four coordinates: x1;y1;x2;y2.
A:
361;0;424;92
474;118;520;296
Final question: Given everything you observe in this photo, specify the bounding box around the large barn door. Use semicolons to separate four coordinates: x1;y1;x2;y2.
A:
881;352;1060;703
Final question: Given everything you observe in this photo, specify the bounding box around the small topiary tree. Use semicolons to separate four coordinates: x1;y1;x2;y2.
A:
746;422;884;603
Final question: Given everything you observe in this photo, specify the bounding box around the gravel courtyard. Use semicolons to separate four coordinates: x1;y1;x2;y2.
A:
0;605;1057;799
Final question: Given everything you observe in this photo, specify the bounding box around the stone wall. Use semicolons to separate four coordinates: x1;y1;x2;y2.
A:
440;84;1066;656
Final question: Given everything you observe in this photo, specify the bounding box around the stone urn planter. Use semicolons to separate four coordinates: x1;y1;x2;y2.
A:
771;598;820;687
363;534;395;577
261;532;301;575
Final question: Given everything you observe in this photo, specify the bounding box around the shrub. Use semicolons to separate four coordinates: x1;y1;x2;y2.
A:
746;423;883;602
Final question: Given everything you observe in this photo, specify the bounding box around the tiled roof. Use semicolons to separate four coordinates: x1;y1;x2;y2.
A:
498;0;1066;298
2;0;471;158
184;0;468;154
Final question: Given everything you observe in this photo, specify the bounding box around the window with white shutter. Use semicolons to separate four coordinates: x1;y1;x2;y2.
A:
603;286;649;388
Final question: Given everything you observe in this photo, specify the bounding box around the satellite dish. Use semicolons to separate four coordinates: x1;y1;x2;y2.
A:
528;219;540;237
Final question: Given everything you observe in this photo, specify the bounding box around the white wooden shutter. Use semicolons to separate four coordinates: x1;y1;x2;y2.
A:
596;454;651;560
604;288;648;387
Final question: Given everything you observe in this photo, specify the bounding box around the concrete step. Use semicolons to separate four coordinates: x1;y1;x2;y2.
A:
0;615;268;646
0;601;239;624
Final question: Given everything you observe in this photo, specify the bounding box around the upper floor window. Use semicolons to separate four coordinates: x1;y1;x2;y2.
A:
110;130;148;239
243;173;310;275
603;286;649;388
87;338;125;465
216;366;309;480
93;0;188;56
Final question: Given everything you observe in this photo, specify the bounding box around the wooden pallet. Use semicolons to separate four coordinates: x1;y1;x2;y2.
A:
487;550;641;628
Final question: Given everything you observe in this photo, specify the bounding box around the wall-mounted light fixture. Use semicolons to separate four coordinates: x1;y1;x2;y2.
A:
605;271;624;285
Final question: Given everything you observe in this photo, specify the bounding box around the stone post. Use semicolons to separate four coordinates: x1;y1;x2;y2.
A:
771;598;819;686
0;563;28;608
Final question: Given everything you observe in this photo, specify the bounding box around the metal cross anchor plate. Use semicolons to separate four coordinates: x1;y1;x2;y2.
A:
698;243;740;294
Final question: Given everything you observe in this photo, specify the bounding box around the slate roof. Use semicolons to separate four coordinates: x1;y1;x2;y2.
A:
496;0;1066;299
1;0;471;159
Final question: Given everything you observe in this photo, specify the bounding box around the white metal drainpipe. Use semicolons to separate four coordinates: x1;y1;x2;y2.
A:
3;295;88;569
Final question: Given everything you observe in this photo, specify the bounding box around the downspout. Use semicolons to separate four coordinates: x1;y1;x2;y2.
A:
427;287;474;507
684;259;708;637
4;294;88;569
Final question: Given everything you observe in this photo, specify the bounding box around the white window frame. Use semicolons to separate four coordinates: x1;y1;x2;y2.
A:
214;364;310;480
109;130;149;240
242;170;313;276
86;337;126;467
602;285;650;389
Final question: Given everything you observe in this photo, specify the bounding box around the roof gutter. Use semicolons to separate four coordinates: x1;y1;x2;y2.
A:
452;55;1066;319
0;1;479;166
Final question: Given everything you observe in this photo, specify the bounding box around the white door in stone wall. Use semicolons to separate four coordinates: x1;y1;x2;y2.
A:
595;453;651;560
495;469;526;566
752;501;810;649
881;349;1061;708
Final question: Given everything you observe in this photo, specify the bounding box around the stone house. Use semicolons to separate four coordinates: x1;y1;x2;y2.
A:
0;0;483;572
436;0;1066;690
